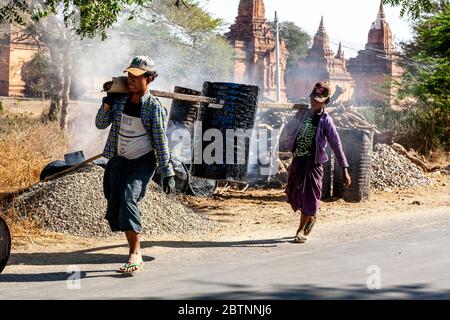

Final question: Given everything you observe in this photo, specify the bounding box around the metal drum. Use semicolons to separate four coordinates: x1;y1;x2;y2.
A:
321;147;333;199
333;128;374;202
167;86;201;163
191;82;259;182
0;217;11;273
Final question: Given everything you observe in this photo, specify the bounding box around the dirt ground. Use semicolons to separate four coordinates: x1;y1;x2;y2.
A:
7;172;449;255
180;173;450;238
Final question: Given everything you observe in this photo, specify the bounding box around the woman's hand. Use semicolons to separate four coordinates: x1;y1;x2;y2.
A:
343;168;351;189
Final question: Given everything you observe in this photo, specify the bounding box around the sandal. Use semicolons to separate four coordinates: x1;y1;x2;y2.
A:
117;253;144;274
293;235;307;243
303;217;316;236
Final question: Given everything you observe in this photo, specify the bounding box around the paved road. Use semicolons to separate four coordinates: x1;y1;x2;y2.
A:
1;207;449;299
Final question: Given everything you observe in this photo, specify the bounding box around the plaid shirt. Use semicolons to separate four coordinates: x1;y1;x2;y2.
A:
95;91;175;178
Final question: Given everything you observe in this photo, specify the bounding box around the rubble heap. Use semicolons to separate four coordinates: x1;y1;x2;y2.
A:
10;165;214;238
328;105;380;133
370;144;432;190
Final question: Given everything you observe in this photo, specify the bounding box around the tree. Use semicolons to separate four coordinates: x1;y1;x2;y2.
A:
0;0;152;40
383;0;435;18
276;21;311;74
0;0;233;130
383;3;450;152
21;51;56;99
76;0;233;90
0;0;197;40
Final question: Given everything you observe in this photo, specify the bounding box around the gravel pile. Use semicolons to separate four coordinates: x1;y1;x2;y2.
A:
370;144;432;191
10;165;214;238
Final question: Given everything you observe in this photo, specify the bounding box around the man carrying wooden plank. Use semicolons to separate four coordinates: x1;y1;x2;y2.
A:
95;55;176;274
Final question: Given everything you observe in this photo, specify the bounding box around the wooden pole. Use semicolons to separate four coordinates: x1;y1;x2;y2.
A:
150;90;225;105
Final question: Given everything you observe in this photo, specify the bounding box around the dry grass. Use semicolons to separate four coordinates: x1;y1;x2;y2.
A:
0;111;67;193
0;110;68;246
0;207;66;249
426;149;450;169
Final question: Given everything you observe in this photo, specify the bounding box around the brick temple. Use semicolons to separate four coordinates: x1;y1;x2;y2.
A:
348;2;404;104
0;24;38;97
285;16;354;102
230;0;403;105
226;0;288;102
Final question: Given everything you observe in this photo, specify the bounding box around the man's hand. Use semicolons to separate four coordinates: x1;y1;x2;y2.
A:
343;168;351;189
102;92;123;112
102;95;115;112
163;176;176;194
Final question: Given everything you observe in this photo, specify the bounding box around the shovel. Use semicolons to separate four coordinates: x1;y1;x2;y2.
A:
0;154;103;203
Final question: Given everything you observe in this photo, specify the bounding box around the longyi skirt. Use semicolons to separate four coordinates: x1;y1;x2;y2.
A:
285;156;323;216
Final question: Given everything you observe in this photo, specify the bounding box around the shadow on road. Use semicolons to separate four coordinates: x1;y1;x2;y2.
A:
6;248;155;267
0;269;118;283
141;237;292;249
171;281;450;300
5;237;291;268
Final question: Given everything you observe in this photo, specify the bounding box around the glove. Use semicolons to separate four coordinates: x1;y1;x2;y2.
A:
162;176;176;194
102;94;116;109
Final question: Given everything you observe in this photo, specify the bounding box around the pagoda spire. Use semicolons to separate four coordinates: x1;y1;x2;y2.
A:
335;42;344;59
237;0;266;19
310;16;334;57
373;1;387;29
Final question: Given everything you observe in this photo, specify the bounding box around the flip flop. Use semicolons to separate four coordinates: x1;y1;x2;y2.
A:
117;261;144;274
303;217;316;236
117;258;144;274
293;235;307;243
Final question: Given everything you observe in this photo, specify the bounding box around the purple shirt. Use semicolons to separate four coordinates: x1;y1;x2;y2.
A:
279;109;349;168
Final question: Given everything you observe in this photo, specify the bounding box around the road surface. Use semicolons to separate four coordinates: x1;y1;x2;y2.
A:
1;207;449;299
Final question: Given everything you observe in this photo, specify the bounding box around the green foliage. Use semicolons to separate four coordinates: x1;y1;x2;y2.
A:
383;0;434;18
118;13;233;88
276;21;311;73
0;0;31;25
22;51;57;98
0;0;153;40
386;4;450;152
0;0;225;41
145;0;222;38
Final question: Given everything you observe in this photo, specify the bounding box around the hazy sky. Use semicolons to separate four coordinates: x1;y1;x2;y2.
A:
199;0;413;58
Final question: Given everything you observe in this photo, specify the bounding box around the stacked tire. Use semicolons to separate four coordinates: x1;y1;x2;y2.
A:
191;82;259;182
333;128;374;202
321;147;333;199
167;86;201;162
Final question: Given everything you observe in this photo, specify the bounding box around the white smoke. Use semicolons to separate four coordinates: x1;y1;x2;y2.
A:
66;19;234;158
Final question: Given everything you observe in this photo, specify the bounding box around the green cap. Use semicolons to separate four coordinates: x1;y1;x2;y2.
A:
124;55;156;76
